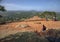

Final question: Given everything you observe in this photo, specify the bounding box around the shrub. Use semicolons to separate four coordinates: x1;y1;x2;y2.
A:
45;29;60;42
0;32;49;42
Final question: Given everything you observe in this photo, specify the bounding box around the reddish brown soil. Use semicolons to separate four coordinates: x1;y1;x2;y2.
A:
0;21;60;38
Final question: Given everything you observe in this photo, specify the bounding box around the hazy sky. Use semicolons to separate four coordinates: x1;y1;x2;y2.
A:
1;0;60;12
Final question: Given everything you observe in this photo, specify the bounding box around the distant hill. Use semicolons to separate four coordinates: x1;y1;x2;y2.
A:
0;11;60;21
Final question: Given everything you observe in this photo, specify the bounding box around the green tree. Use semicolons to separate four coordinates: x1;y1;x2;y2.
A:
51;12;57;21
41;11;57;21
0;0;6;24
0;0;6;11
0;15;2;17
0;5;6;11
